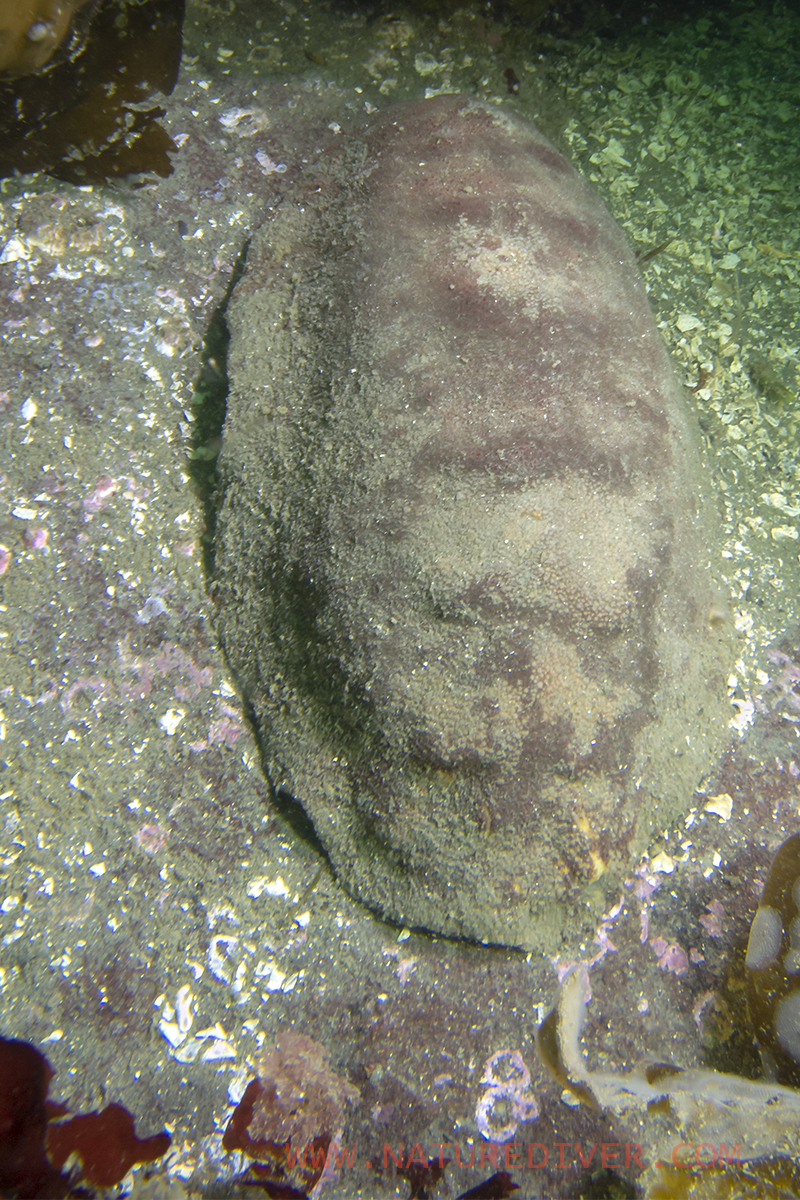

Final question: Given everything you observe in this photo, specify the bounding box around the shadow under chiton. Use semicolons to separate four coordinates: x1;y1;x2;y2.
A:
213;94;732;950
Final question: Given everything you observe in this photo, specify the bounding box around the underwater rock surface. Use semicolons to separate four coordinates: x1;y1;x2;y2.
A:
214;94;732;950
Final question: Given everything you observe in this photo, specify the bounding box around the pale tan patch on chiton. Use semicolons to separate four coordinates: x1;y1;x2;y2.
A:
385;655;529;764
535;475;663;631
532;634;638;757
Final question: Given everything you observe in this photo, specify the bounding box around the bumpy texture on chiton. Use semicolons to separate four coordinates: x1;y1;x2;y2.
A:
213;95;732;949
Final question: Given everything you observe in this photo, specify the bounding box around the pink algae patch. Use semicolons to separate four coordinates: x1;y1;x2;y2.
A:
83;475;151;518
60;675;113;712
23;527;48;549
208;714;244;745
650;937;689;975
699;899;725;937
83;475;117;514
189;705;244;752
153;644;213;698
135;824;168;854
117;637;213;703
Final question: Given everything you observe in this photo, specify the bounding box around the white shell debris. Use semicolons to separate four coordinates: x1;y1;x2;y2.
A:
254;150;286;175
414;52;443;76
158;707;185;735
158;985;236;1063
730;695;756;733
254;960;304;992
136;596;170;624
247;874;289;898
596;136;631;167
174;1025;237;1065
704;793;734;822
159;983;195;1048
219;107;269;136
764;493;800;517
176;983;194;1032
0;237;30;263
208;934;239;984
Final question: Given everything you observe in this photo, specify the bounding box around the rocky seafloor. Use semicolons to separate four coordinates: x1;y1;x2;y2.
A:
0;0;799;1196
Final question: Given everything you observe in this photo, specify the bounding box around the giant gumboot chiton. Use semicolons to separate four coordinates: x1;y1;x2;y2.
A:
213;94;732;950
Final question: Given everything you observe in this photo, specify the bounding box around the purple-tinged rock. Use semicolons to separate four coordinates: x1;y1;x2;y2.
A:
214;94;732;949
